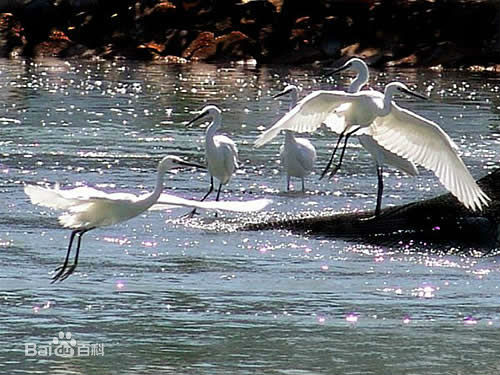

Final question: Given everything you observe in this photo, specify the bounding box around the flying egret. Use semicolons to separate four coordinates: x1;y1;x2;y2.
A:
273;85;317;192
186;105;238;216
326;57;418;214
255;81;490;213
25;155;271;282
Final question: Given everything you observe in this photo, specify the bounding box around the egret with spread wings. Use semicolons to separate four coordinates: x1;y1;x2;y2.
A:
255;82;489;214
25;155;271;282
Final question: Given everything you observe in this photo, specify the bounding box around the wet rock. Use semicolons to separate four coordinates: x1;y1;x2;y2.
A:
386;42;480;68
340;43;386;66
0;13;24;57
1;0;500;67
215;31;255;61
33;30;73;58
270;15;326;64
140;1;177;41
181;31;216;60
162;29;198;57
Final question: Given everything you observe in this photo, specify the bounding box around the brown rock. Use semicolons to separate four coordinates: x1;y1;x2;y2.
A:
140;1;178;40
215;31;254;61
180;0;202;12
181;31;216;60
144;41;165;54
0;13;24;57
340;43;384;65
145;1;176;15
163;29;198;56
268;0;284;13
33;30;72;58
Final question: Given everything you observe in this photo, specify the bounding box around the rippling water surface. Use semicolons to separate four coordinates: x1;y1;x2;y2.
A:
0;58;499;374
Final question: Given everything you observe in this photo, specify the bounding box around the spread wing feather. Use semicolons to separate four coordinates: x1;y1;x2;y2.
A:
255;90;356;147
370;103;489;211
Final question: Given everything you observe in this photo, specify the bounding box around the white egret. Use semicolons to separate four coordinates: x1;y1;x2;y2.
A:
326;57;418;214
187;105;238;216
274;85;317;192
25;155;271;282
255;81;490;213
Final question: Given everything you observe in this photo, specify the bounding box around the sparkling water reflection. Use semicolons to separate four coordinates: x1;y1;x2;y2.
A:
0;58;499;374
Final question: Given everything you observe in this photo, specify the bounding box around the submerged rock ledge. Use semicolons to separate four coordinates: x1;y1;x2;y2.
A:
2;0;500;69
241;168;500;251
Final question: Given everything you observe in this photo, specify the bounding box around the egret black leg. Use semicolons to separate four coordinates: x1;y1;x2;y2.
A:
201;176;215;202
214;182;223;218
58;227;94;282
320;132;345;180
328;126;361;179
215;182;223;201
186;176;214;218
286;175;291;192
301;178;305;193
51;229;80;283
375;165;384;217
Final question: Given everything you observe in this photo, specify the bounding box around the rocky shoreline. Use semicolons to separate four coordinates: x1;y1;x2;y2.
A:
1;0;500;69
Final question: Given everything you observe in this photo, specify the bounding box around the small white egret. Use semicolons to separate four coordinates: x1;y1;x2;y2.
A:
274;85;317;192
327;57;418;214
187;105;238;215
255;81;490;213
25;155;271;282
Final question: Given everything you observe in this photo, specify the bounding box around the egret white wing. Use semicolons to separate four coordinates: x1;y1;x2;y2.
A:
25;184;83;210
24;184;140;211
322;106;349;134
370;103;490;211
219;137;239;171
152;193;272;212
357;134;418;176
255;90;355;147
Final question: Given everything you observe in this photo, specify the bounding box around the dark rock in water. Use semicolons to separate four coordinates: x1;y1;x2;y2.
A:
241;168;500;252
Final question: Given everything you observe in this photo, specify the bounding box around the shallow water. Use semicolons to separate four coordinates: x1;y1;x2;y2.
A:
0;58;499;374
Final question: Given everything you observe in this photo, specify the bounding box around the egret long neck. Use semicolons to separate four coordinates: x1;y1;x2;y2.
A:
348;67;368;93
205;114;221;145
138;168;166;210
379;86;397;117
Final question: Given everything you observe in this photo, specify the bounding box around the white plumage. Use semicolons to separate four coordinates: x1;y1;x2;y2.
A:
274;85;317;192
25;155;271;282
328;57;418;177
255;80;490;213
326;58;418;214
187;105;239;214
369;101;490;212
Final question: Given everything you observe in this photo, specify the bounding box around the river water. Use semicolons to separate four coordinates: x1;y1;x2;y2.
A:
0;58;499;374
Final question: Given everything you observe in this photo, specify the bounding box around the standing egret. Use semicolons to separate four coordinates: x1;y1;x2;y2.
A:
274;85;317;192
187;105;238;216
326;57;418;214
25;155;271;282
255;82;490;213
